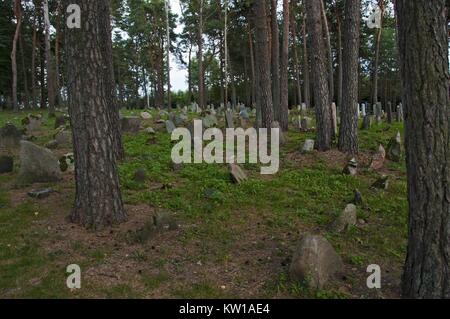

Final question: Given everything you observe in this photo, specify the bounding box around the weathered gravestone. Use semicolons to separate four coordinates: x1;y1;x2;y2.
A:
121;117;141;133
18;141;62;184
289;235;344;289
165;120;176;134
0;123;22;149
225;111;234;128
387;131;402;162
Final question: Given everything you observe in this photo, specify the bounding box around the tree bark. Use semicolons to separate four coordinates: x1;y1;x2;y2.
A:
198;0;205;109
305;0;331;151
31;10;37;109
320;0;334;104
271;0;281;122
372;0;384;107
396;0;450;299
279;0;290;131
64;0;127;229
11;0;22;112
338;0;361;155
43;0;55;116
301;18;310;109
252;0;274;129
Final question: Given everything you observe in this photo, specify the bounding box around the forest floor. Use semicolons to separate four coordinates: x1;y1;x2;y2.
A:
0;110;407;299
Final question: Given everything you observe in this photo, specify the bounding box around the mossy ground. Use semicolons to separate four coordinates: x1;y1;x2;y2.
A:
0;110;407;299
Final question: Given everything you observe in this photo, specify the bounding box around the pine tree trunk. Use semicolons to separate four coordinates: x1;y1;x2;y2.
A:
252;0;274;129
336;10;343;110
198;0;205;109
301;18;310;109
31;12;37;109
11;0;22;112
43;0;55;116
64;0;126;230
396;0;450;299
372;0;384;107
320;0;334;104
338;0;361;155
271;0;281;122
19;32;29;109
279;0;290;131
305;0;331;151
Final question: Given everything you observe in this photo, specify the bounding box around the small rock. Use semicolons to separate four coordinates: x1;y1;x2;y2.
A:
330;204;357;233
45;140;59;150
165;120;176;134
140;112;152;120
353;189;364;206
0;123;22;149
229;164;248;184
343;158;358;176
121;117;141;133
144;127;156;134
371;175;389;190
28;188;54;199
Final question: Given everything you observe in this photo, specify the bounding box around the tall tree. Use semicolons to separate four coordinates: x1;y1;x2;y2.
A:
338;0;361;154
319;0;334;104
305;0;331;151
396;0;449;298
271;0;280;121
279;0;290;131
197;0;205;109
43;0;55;116
372;0;384;107
165;0;171;110
301;16;310;109
65;0;127;229
252;0;273;129
11;0;22;112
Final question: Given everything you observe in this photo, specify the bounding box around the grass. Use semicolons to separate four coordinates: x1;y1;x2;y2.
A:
0;109;408;299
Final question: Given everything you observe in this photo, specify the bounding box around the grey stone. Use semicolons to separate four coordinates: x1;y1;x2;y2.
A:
0;155;14;174
387;131;402;162
144;127;156;134
54;128;72;145
343;158;358;176
0;123;22;150
59;153;74;172
289;235;344;289
121;117;141;133
28;188;54;199
353;189;364;206
45;140;59;150
225;111;234;128
330;204;357;233
369;144;386;171
301;117;312;130
371;175;389;190
165;120;176;134
229;164;248;184
202;114;218;129
140;112;152;120
302;139;315;153
22;114;43;133
18;141;62;184
361;115;373;130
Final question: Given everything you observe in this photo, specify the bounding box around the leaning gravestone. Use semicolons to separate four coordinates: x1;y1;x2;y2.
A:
289;235;344;289
331;103;338;136
18;141;62;184
225;111;234;128
54;115;67;129
165;120;176;134
330;204;357;233
121;117;141;133
0;123;22;150
301;117;312;131
369;144;386;171
54;128;72;145
361;115;373;130
387;131;402;162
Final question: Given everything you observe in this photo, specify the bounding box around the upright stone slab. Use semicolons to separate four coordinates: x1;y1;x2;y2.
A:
331;103;338;136
165;120;176;134
18;141;62;184
225;111;234;128
0;123;22;150
121;117;141;133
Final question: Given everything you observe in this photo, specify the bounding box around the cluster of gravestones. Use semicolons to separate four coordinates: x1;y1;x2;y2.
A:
0;116;74;195
359;102;404;130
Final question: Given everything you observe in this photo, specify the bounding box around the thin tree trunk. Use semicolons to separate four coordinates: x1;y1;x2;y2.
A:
291;12;302;107
43;0;55;116
271;0;281;122
306;0;331;151
279;0;290;131
198;0;205;109
320;0;334;104
248;22;257;110
11;0;22;112
338;0;361;154
19;32;29;109
252;0;274;129
165;0;171;110
336;8;343;110
372;0;384;106
397;0;450;299
31;12;37;109
301;18;310;109
65;0;126;230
